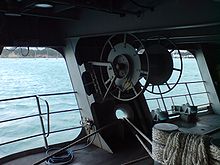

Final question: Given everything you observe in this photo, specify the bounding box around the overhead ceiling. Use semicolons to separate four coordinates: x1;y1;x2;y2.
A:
0;0;220;47
0;0;159;21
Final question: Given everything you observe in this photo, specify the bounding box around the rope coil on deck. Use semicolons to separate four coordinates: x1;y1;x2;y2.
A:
45;148;74;165
163;132;209;165
209;139;220;165
152;123;178;163
152;124;178;145
152;141;165;163
152;123;220;165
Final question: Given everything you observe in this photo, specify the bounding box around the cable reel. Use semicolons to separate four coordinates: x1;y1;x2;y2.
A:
144;36;183;94
100;33;149;101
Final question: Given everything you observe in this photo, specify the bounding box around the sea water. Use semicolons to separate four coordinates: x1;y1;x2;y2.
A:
0;58;208;158
0;58;81;158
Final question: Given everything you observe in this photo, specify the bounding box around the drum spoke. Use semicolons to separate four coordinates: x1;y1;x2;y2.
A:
173;68;181;72
140;70;149;78
151;85;155;93
105;78;111;85
118;89;121;99
108;40;116;52
131;83;138;95
165;82;171;89
169;49;175;53
103;75;116;100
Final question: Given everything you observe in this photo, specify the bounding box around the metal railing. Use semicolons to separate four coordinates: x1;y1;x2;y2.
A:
0;91;82;150
145;80;210;113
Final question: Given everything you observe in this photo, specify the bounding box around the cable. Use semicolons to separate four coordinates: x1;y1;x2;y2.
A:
72;125;97;152
45;148;74;165
34;121;119;165
44;125;97;164
121;155;150;165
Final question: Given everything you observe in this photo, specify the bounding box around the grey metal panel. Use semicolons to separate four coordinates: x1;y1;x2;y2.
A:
62;0;220;37
64;38;112;153
195;49;220;114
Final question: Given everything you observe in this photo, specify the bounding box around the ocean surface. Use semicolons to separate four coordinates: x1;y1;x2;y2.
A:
0;58;209;158
0;58;81;158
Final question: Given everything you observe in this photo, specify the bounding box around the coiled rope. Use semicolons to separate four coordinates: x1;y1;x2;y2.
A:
45;148;74;165
33;121;119;165
209;139;220;165
152;123;178;164
163;132;209;165
44;133;97;165
151;123;217;165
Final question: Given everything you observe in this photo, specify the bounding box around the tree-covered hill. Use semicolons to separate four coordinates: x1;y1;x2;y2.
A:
0;47;62;58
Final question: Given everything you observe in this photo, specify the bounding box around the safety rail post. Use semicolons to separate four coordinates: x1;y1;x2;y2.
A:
158;85;167;111
38;97;50;137
156;98;161;110
185;95;189;104
170;96;174;106
185;83;194;106
35;95;49;149
45;99;50;137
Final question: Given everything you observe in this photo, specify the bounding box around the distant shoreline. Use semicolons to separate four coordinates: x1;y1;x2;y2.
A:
1;48;63;58
0;57;62;58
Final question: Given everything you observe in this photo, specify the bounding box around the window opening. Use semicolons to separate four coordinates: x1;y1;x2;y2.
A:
144;50;210;114
0;47;81;157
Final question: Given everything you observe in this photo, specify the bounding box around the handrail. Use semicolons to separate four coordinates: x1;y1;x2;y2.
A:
38;91;77;97
0;108;80;124
0;91;77;102
37;95;50;138
45;100;50;137
35;95;48;149
0;91;81;152
145;80;210;112
146;91;208;101
0;126;82;147
147;80;205;86
149;103;210;113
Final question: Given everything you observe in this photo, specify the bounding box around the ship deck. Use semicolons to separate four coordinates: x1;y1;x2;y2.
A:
2;114;220;165
2;135;154;165
173;113;220;137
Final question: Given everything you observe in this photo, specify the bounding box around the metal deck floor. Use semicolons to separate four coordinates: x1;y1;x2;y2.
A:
173;114;220;136
2;138;154;165
2;114;220;165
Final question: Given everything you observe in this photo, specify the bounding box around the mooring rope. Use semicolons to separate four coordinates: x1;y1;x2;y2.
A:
152;126;174;146
151;123;220;165
209;141;220;165
152;123;178;164
163;132;209;165
152;141;165;163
